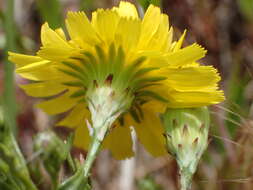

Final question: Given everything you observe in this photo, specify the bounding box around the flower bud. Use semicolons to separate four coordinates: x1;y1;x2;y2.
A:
161;107;210;190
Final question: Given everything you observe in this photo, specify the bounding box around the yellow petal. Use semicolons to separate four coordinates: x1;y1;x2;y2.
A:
133;108;167;156
165;43;207;67
36;90;80;115
115;17;141;52
56;103;90;127
8;52;44;68
136;50;168;67
144;14;170;52
73;120;91;150
142;100;167;114
9;52;68;81
167;27;174;50
92;9;119;44
66;12;100;46
39;23;79;61
18;66;62;81
37;47;79;61
20;81;65;97
15;61;64;81
167;90;225;108
41;23;72;48
103;123;134;160
54;28;67;41
16;60;51;73
173;30;187;52
164;66;221;91
115;1;139;18
138;4;161;50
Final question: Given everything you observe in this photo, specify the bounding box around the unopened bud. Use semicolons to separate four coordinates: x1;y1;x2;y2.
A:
161;107;210;190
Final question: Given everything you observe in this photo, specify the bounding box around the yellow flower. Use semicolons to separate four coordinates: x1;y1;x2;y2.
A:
9;2;224;159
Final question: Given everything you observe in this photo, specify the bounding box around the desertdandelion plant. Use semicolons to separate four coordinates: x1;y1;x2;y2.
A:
9;1;224;188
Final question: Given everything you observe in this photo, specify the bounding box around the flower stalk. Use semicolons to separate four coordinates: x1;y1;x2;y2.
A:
180;168;193;190
82;126;107;178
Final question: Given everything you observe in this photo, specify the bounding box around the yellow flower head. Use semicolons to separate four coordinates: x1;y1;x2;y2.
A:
9;2;224;159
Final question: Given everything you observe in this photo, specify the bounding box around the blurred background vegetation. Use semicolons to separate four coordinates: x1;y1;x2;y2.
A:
1;0;253;189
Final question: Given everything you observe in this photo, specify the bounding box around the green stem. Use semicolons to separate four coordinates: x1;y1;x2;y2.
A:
82;101;114;178
83;136;102;178
180;168;193;190
67;153;77;173
57;123;109;190
3;0;17;135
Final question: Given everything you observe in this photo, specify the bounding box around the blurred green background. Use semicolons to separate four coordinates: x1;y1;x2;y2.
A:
1;0;253;189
